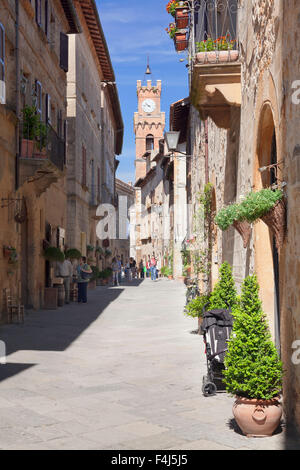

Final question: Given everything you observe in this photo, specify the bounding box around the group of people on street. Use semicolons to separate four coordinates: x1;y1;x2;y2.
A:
55;251;161;306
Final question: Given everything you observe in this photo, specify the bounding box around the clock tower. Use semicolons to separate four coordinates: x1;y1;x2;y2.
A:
134;78;165;181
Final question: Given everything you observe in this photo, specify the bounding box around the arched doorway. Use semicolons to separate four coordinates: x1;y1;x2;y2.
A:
255;104;281;351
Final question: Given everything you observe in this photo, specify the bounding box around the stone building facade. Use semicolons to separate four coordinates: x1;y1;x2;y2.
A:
0;0;80;316
66;0;123;269
181;0;300;433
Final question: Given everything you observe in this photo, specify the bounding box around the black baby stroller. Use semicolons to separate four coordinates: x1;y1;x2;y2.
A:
200;307;234;396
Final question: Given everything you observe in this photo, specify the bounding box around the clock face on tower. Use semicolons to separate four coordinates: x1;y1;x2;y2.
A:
142;99;156;113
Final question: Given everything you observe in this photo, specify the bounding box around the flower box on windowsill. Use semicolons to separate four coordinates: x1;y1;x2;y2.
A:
195;50;239;64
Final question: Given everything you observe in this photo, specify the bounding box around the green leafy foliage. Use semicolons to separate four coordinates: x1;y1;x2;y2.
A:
65;248;82;260
223;275;283;400
214;203;243;231
184;294;210;318
239;189;283;223
215;189;284;231
43;246;65;262
208;261;238;309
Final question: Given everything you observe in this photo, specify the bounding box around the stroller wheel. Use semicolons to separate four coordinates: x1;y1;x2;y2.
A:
202;378;217;397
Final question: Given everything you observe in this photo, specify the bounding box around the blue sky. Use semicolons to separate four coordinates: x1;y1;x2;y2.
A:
96;0;189;184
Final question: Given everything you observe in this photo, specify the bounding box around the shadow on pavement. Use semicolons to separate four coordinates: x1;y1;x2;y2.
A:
0;363;36;382
0;286;124;359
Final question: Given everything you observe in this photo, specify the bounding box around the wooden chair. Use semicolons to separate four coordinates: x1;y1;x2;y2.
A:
4;289;25;324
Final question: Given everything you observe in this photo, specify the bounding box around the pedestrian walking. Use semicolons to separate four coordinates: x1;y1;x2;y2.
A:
111;257;120;286
56;255;73;304
150;254;157;281
76;257;92;303
129;257;136;280
117;256;122;285
139;260;144;279
146;255;151;278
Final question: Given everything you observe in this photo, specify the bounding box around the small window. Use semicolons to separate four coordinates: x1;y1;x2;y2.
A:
146;134;154;151
35;0;42;27
45;0;49;38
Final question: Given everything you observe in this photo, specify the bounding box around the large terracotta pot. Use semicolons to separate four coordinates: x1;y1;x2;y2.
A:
196;50;239;64
21;139;34;158
233;396;282;437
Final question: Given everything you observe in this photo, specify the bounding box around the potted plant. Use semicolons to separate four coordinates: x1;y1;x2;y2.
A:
89;265;99;289
208;261;238;310
34;121;48;158
196;36;238;64
21;105;40;158
239;189;286;253
184;294;211;330
65;248;82;260
175;2;189;29
166;0;180;17
215;203;251;248
223;275;283;437
43;246;65;262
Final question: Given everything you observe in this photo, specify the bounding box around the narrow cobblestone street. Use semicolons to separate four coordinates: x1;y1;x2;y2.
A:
0;278;299;450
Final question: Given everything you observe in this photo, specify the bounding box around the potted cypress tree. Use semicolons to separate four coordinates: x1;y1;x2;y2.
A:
223;275;283;437
208;261;238;310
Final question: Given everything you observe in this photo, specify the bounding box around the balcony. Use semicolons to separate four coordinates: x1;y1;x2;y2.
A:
18;122;66;196
190;0;241;129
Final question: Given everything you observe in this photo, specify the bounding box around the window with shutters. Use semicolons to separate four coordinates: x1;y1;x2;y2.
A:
35;80;42;117
0;23;5;105
35;0;42;27
45;94;51;124
45;0;49;38
60;33;69;72
82;145;87;187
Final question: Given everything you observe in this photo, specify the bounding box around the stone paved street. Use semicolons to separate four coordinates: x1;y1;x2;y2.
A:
0;278;299;450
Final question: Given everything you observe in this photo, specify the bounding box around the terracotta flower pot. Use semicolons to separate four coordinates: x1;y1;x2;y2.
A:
21;139;34;158
196;50;239;64
174;31;188;52
233;396;282;437
175;7;189;29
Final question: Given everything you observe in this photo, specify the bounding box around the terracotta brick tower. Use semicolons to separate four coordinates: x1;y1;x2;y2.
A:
134;78;165;181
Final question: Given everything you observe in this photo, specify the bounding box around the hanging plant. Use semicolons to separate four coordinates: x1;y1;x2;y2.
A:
65;248;82;260
43;246;65;262
86;245;94;253
166;0;180;17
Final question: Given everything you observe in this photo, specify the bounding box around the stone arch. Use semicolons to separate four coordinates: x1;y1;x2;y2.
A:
254;101;281;348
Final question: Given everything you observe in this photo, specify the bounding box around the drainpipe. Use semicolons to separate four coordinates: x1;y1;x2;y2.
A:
15;0;20;190
204;119;209;184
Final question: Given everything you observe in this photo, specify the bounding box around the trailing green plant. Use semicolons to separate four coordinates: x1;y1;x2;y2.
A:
239;188;283;223
160;266;169;277
86;245;94;253
215;189;284;231
184;294;210;318
65;248;82;260
43;246;65;262
214;203;244;231
95;246;104;256
208;261;238;310
223;275;283;400
104;249;112;258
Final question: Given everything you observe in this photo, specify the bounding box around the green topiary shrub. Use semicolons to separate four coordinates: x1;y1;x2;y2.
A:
208;261;238;310
43;246;65;262
223;275;283;400
184;294;210;318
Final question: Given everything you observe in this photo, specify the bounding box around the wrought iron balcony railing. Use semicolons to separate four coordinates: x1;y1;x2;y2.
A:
179;0;239;64
19;121;65;172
